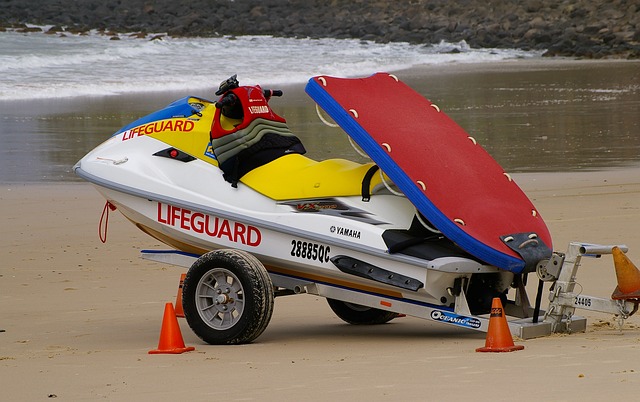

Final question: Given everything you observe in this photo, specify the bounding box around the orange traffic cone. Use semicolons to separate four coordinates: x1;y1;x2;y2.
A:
476;298;524;353
175;273;186;318
148;302;195;354
611;246;640;300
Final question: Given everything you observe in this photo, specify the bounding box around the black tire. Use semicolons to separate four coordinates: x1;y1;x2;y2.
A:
182;249;274;345
327;298;399;325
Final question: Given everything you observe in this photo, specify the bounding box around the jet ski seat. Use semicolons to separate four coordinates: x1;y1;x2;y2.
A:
240;153;386;201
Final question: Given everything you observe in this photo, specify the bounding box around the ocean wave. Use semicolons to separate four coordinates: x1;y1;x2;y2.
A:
0;31;543;100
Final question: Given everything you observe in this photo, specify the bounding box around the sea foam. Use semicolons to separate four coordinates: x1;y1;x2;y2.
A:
0;31;542;100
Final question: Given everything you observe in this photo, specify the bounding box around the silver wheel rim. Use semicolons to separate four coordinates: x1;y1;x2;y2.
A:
196;267;245;330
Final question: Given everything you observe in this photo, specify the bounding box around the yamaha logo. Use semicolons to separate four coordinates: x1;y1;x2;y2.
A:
331;226;361;239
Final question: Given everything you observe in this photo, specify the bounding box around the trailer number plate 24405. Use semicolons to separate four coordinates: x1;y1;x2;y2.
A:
574;296;592;307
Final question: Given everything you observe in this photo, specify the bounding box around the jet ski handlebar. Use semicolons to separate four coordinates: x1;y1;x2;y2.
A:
264;89;283;98
215;93;238;109
215;89;283;109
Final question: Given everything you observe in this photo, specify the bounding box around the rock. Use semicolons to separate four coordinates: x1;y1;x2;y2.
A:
17;26;43;33
45;25;64;34
0;0;637;58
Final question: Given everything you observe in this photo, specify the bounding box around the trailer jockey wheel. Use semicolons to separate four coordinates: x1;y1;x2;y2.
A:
182;249;274;345
327;299;399;325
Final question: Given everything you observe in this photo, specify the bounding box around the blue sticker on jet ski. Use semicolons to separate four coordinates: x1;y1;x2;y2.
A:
430;310;481;329
204;140;217;160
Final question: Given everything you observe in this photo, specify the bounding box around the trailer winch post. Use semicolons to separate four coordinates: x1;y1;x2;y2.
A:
544;242;635;333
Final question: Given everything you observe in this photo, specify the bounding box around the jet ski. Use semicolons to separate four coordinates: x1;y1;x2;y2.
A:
75;73;639;345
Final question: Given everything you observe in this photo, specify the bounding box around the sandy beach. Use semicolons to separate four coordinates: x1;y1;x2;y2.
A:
1;56;639;400
2;165;640;401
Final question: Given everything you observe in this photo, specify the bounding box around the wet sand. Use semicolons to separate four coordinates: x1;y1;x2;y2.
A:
2;58;639;183
2;165;640;400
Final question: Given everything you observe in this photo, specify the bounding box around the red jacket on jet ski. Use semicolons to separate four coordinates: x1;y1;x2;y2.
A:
210;75;306;187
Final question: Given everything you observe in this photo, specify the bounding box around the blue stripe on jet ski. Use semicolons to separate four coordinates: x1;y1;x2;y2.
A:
141;249;200;258
113;96;208;136
305;78;524;273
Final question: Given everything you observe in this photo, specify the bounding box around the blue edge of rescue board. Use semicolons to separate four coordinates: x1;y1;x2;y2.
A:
305;78;524;273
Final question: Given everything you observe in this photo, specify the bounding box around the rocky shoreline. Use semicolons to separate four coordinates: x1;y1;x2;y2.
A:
1;0;639;58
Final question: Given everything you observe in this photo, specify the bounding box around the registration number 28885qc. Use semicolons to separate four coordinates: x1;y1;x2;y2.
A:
290;239;330;263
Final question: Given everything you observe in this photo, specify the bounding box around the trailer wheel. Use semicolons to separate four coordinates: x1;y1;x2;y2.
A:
182;249;274;345
327;298;399;325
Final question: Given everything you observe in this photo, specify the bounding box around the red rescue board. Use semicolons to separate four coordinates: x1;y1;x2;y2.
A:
305;73;552;272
